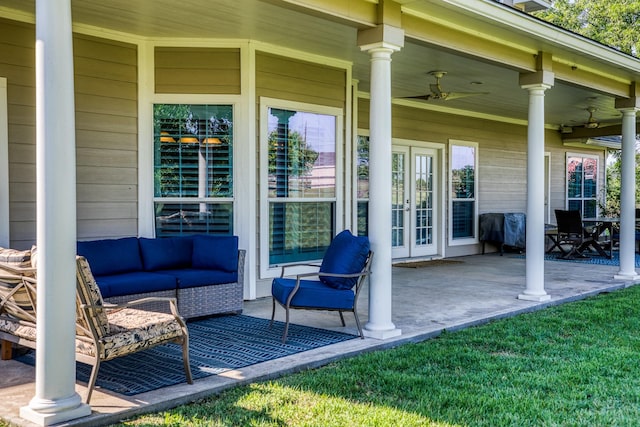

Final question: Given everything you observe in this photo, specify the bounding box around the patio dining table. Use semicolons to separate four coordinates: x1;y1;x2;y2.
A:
582;217;619;259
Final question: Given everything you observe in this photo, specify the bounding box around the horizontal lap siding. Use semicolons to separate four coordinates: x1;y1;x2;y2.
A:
0;19;139;248
256;52;346;108
155;47;241;94
1;19;36;249
74;34;138;241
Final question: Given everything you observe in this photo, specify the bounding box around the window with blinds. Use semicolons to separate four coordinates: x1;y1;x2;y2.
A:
266;107;337;265
153;104;233;237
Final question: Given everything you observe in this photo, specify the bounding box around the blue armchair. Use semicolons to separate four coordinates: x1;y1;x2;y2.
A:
270;230;372;343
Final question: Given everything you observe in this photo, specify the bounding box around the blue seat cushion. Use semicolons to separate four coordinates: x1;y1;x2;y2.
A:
319;230;370;290
77;237;143;276
192;235;238;272
139;237;193;271
158;269;238;289
272;278;355;310
93;271;177;298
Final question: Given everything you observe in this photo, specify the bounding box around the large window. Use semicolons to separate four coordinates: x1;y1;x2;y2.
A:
566;154;598;217
263;101;341;267
153;104;233;237
450;141;478;243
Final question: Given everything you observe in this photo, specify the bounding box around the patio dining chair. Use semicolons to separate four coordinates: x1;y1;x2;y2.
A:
270;230;372;343
554;209;604;259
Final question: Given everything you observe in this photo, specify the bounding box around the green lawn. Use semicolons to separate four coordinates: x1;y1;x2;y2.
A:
117;285;640;426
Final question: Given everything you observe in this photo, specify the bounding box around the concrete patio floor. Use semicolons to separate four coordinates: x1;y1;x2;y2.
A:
1;252;637;427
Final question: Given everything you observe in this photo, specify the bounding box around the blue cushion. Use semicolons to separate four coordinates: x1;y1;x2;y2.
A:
93;271;177;298
319;230;370;290
139;237;193;271
192;235;238;272
77;237;143;276
158;269;238;289
272;278;355;310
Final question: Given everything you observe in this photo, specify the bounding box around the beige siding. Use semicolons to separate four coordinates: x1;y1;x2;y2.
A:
0;19;139;248
74;34;138;240
155;47;241;94
256;52;346;108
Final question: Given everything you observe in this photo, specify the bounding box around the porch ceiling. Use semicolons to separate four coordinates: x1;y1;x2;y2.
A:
4;0;639;138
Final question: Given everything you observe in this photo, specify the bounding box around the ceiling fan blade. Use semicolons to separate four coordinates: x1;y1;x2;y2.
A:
404;94;433;101
442;91;489;101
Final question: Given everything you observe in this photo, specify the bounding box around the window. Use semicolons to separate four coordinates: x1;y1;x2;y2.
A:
566;154;598;217
356;135;369;236
262;100;342;267
449;141;478;243
153;104;233;237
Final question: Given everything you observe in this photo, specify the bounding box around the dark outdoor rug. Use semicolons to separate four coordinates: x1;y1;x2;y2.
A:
525;252;640;267
16;315;356;396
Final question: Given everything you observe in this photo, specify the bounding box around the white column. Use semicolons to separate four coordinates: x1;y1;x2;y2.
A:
519;82;552;302
20;1;92;425
614;108;639;279
358;25;403;339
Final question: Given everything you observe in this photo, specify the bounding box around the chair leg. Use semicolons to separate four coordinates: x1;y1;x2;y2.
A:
353;310;364;339
85;357;101;404
338;311;346;327
1;340;12;360
181;336;193;384
270;298;276;328
282;306;291;344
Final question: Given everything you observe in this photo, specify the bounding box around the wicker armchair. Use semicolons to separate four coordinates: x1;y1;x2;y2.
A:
0;256;193;403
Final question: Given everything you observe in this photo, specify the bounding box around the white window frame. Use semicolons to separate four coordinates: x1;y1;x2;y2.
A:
448;139;479;246
354;129;370;237
565;152;600;215
149;95;243;237
259;97;344;278
0;77;8;247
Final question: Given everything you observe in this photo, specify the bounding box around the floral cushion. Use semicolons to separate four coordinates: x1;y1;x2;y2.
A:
75;307;184;360
75;256;110;338
0;316;37;341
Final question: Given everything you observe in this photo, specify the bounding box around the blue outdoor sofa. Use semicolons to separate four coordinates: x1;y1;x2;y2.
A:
77;235;245;319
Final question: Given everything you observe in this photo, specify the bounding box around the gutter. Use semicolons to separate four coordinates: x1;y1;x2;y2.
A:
439;0;640;74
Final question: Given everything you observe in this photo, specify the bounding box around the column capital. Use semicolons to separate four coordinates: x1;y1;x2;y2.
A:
358;24;404;53
519;70;554;90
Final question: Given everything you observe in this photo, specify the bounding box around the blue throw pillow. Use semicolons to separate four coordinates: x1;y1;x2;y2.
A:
139;237;193;271
319;230;370;290
77;237;143;276
192;235;239;272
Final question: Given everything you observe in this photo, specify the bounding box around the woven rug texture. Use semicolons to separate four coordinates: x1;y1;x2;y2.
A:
17;315;356;396
537;252;639;267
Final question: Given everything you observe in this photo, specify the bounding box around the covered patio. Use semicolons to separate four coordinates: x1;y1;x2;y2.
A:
1;253;636;427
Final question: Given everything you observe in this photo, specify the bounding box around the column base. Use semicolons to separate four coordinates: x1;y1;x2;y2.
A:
363;325;402;340
614;271;640;280
518;293;551;302
20;403;91;426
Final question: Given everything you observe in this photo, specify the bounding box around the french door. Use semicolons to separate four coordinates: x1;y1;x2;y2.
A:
391;146;439;258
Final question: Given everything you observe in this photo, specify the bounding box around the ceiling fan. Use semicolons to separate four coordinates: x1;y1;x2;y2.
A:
582;106;600;129
405;71;489;101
